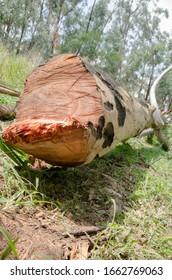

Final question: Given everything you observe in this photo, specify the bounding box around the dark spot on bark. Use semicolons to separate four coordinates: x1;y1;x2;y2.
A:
87;121;94;134
104;101;113;111
87;121;93;126
83;60;124;100
98;116;105;129
87;118;104;140
114;96;126;127
83;59;127;144
102;122;114;149
83;60;127;127
96;116;105;139
97;130;102;139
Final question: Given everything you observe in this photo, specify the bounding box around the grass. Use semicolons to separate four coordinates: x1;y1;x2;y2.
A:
90;130;172;260
0;47;172;259
0;44;37;104
0;227;19;260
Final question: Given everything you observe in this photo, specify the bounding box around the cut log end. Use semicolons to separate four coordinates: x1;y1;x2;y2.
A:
2;118;90;166
2;54;106;166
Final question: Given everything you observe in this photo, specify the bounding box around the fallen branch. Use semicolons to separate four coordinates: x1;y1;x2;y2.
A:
0;84;20;97
150;65;172;109
63;226;106;238
148;65;172;151
150;156;163;165
137;128;154;138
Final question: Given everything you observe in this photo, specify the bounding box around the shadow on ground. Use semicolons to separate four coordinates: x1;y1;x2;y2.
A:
0;141;166;259
23;142;164;225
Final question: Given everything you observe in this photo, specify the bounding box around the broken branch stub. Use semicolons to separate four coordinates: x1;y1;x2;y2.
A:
2;54;169;167
150;65;172;127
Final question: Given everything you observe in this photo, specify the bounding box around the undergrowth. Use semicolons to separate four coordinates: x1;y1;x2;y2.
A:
91;127;172;260
0;44;37;104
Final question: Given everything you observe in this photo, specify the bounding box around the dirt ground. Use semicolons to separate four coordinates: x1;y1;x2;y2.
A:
0;167;131;260
0;206;103;260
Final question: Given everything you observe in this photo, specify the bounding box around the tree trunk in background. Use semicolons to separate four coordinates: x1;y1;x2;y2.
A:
145;63;155;101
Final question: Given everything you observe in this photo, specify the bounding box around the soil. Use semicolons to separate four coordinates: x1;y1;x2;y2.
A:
0;207;101;260
0;171;125;260
0;171;108;260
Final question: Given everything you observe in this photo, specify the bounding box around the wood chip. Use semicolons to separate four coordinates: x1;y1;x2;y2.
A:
70;241;90;260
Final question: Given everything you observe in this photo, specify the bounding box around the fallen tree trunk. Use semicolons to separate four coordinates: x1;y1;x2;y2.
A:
2;54;171;166
0;84;20;97
0;104;16;120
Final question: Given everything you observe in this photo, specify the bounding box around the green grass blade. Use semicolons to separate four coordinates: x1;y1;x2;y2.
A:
0;137;28;166
0;238;19;260
0;157;25;186
0;227;19;259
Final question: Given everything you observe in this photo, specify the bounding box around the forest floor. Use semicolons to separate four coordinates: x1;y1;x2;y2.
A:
0;124;172;260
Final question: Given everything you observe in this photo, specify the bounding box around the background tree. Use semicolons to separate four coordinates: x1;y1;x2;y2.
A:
0;0;171;110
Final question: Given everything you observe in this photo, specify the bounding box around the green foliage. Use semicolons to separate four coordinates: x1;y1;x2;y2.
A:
0;0;171;104
156;71;172;110
0;44;37;106
0;45;34;91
